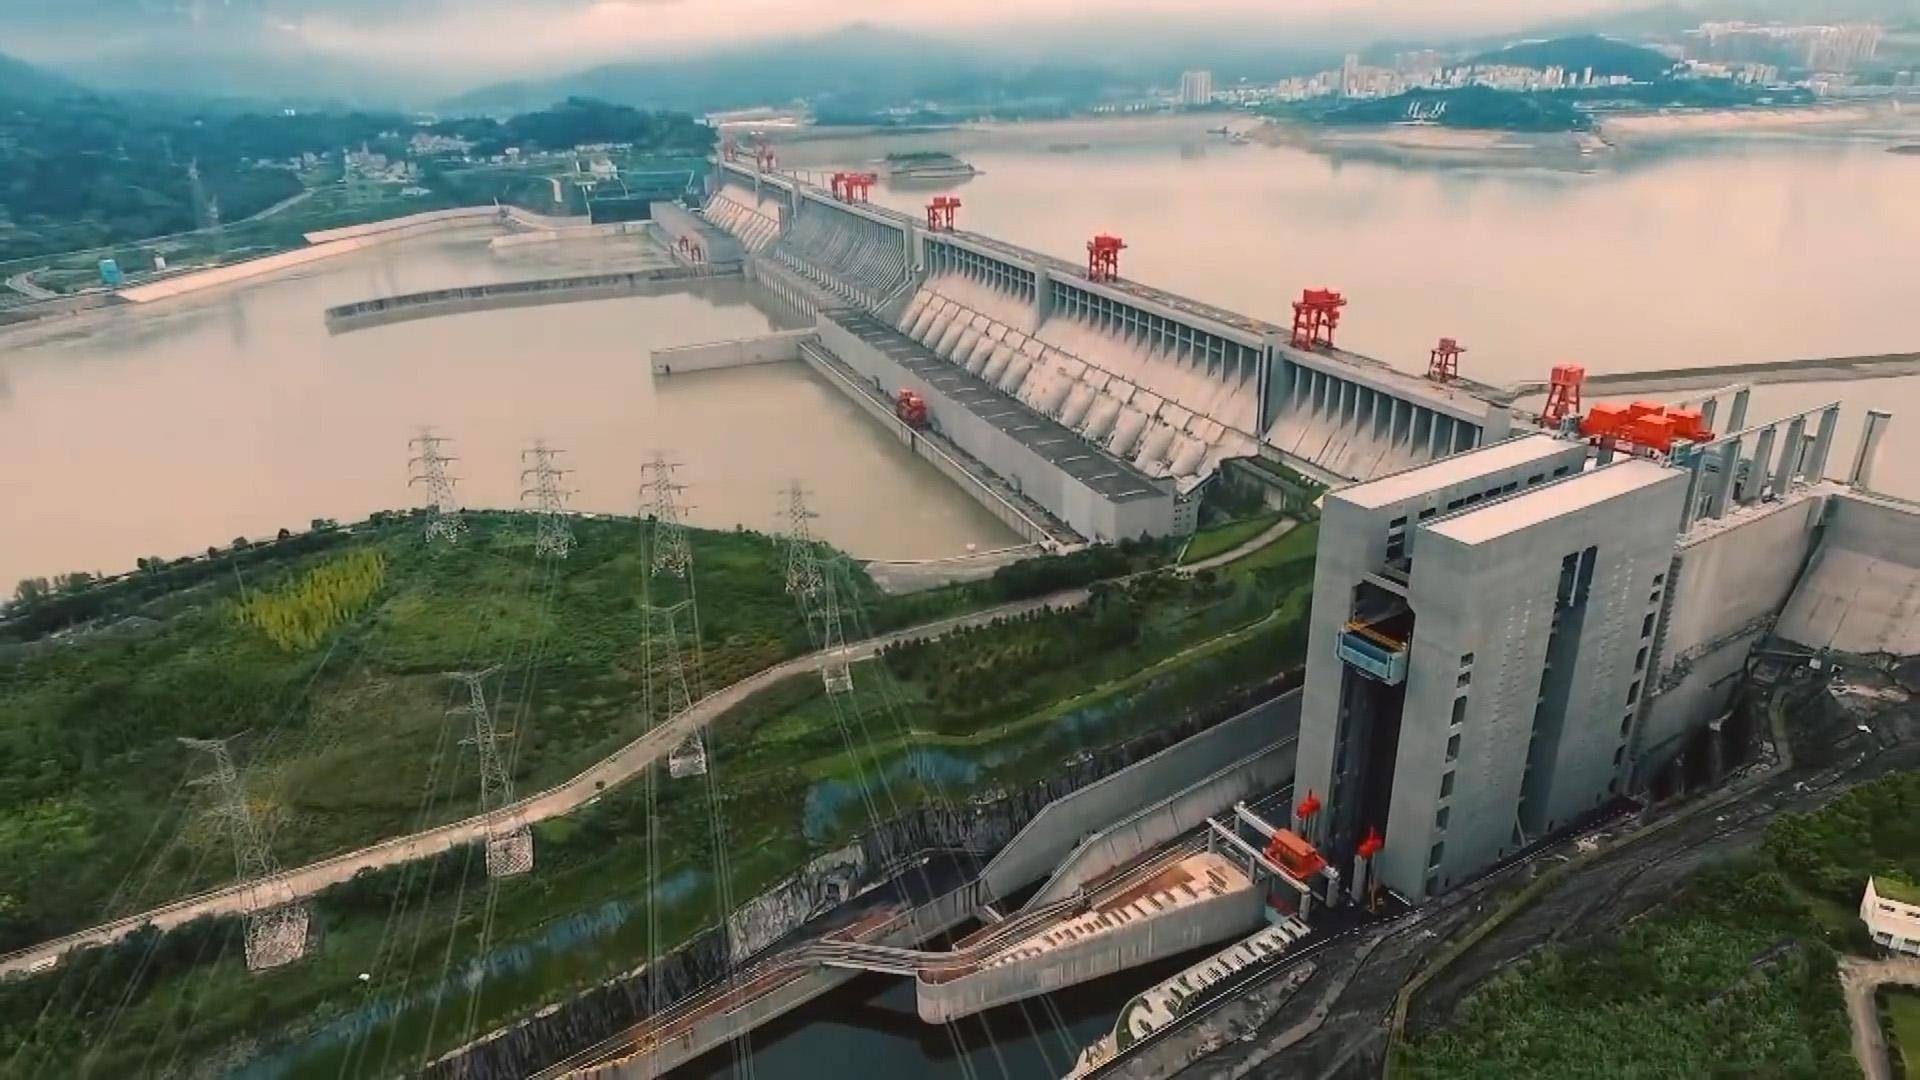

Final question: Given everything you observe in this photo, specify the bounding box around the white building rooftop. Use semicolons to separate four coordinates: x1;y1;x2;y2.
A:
1426;457;1681;546
1337;433;1573;511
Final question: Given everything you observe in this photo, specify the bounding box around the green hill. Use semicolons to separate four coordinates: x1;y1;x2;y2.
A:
1470;34;1675;82
0;51;80;100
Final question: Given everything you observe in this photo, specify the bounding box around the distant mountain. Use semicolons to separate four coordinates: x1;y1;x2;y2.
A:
1469;34;1676;81
0;52;82;100
445;25;1140;117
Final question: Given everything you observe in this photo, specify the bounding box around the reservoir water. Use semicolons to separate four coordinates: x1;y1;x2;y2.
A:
0;235;1018;588
804;116;1920;499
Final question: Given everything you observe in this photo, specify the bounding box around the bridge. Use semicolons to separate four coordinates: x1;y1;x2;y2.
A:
703;160;1514;490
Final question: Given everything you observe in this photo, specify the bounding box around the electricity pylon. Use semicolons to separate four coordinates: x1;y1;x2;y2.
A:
447;666;533;877
520;440;575;559
178;737;309;971
780;483;853;694
408;428;465;543
641;455;707;778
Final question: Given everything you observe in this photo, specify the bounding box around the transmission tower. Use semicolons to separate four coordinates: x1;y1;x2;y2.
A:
780;482;853;694
407;428;465;543
178;737;309;971
447;666;534;877
641;455;707;778
520;440;575;559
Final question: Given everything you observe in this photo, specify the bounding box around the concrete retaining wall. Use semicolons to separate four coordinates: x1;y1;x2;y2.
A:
979;693;1298;904
322;266;741;332
651;329;813;375
1030;739;1297;909
303;206;509;245
1777;490;1920;655
914;886;1267;1023
1637;491;1827;777
797;340;1068;548
651;201;744;265
595;884;980;1079
488;221;652;250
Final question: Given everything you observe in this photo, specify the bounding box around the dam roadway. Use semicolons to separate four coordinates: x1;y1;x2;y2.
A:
0;589;1088;980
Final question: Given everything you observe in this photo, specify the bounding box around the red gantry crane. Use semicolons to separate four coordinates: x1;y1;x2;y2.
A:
1538;363;1586;429
1428;337;1465;383
1290;288;1347;350
1086;234;1126;282
925;195;961;232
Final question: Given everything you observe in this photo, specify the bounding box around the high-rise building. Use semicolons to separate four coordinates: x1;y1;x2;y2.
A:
1179;70;1215;107
1292;436;1690;901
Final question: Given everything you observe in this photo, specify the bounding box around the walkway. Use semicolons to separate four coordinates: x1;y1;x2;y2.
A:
1179;518;1299;575
1497;352;1920;401
1841;954;1920;1080
0;588;1088;979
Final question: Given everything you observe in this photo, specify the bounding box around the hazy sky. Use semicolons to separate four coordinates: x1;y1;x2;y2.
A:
4;0;1659;73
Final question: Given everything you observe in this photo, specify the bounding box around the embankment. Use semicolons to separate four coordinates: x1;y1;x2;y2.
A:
118;206;517;305
323;265;745;334
427;681;1300;1080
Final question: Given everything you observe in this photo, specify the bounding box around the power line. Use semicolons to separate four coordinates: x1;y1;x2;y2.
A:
643;455;706;777
780;482;853;695
446;666;533;878
520;439;575;559
408;427;466;544
176;736;309;972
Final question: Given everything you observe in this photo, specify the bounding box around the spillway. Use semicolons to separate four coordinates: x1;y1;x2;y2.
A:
701;160;1516;492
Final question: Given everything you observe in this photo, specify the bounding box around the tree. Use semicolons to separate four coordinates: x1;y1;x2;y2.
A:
11;577;52;607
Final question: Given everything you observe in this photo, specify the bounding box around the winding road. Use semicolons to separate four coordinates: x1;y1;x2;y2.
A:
0;588;1088;980
1841;954;1920;1080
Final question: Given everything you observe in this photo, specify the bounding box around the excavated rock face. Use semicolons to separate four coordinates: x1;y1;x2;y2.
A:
427;675;1296;1080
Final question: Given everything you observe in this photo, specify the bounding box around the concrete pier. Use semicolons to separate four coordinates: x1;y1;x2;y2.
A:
322;266;742;333
649;328;814;374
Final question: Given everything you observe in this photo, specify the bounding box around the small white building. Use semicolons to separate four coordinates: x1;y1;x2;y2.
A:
1861;877;1920;956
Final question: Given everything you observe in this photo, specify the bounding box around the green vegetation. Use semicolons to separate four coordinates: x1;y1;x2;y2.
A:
1468;34;1676;82
1886;991;1920;1080
0;510;1317;1074
1180;513;1287;566
0;91;710;263
232;549;387;650
1311;85;1591;132
1879;876;1920;906
1402;770;1920;1079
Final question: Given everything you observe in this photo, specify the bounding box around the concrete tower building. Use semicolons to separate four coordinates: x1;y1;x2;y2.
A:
1180;70;1215;107
1292;435;1690;901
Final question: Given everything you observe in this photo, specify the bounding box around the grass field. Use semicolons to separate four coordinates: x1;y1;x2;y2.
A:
1889;991;1920;1080
1178;511;1287;565
0;510;1318;1075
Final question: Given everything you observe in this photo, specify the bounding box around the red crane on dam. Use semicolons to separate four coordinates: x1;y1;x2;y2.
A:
1538;363;1586;429
831;172;877;203
1428;337;1465;383
1290;288;1347;350
1086;234;1126;282
926;196;961;232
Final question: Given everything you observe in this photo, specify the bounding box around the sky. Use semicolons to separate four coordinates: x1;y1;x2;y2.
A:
2;0;1662;77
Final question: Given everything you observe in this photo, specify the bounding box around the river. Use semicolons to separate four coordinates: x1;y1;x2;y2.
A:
791;115;1920;500
0;235;1018;589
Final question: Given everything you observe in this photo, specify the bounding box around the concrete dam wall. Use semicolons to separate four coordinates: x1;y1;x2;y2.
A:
703;160;1515;488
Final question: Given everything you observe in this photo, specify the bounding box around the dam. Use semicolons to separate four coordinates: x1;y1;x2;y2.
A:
702;160;1515;518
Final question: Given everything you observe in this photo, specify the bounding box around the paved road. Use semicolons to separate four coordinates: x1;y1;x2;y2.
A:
0;588;1088;979
1180;519;1299;575
1841;954;1920;1080
3;270;55;301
